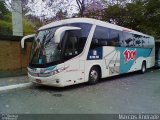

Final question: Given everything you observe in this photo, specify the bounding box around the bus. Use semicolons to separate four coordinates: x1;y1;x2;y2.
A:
21;18;155;87
155;41;160;68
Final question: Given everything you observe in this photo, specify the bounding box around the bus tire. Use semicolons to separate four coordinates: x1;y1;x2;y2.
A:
140;61;146;74
88;66;100;84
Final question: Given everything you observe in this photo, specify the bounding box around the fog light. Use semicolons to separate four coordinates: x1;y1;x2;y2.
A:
56;79;59;83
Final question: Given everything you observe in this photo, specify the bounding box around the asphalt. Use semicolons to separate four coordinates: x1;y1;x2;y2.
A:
0;75;29;87
0;69;160;114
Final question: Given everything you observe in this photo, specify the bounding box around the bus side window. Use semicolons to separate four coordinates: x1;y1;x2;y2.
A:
78;37;87;53
108;29;120;47
65;37;78;55
118;31;124;47
90;26;109;50
62;30;85;61
123;32;134;47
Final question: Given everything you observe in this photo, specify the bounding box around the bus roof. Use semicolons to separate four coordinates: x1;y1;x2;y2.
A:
39;18;153;38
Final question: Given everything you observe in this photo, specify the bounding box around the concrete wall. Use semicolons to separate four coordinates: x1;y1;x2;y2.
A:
0;36;32;77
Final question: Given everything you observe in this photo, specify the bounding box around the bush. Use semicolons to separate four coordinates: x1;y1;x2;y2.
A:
0;19;12;35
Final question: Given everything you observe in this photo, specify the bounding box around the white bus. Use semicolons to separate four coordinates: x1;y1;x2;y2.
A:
21;18;155;87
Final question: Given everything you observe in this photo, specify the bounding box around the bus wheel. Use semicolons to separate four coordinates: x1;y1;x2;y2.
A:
88;66;100;84
140;61;146;74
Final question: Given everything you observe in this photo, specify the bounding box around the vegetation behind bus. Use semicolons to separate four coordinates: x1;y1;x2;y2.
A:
1;0;160;40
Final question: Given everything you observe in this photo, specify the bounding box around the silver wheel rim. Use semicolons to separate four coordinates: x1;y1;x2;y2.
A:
90;70;98;82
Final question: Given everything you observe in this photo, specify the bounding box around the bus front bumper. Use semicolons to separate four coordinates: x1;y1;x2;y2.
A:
28;73;64;87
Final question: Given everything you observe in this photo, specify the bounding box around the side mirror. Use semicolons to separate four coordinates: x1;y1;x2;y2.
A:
21;34;35;48
54;26;81;44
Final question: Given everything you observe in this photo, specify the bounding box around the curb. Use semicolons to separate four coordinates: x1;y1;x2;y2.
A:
0;83;32;92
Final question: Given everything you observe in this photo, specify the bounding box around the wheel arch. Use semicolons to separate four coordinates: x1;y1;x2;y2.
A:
142;60;147;67
87;64;102;81
140;60;147;74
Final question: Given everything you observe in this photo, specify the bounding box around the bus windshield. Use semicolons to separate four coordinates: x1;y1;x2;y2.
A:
29;23;92;68
30;26;61;67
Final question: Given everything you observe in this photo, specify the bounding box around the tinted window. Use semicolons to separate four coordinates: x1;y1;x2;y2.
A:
62;23;92;61
71;23;92;38
90;26;123;49
108;29;120;46
71;23;92;51
62;30;81;60
119;31;124;47
90;25;152;49
133;34;149;48
122;33;153;48
90;26;109;49
123;32;134;47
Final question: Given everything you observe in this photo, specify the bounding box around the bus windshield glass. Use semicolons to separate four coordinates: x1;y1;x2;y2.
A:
29;23;92;68
30;26;61;67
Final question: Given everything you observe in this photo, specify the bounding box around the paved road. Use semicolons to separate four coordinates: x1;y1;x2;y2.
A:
0;69;160;114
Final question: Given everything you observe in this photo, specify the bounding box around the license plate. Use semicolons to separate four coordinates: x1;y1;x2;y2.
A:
36;79;42;83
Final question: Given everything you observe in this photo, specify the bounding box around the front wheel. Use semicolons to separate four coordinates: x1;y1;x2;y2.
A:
140;62;146;74
88;66;100;84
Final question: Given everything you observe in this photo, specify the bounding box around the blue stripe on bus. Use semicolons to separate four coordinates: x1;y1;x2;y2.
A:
116;47;152;73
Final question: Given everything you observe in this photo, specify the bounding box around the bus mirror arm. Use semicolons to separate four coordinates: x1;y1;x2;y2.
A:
54;26;81;44
21;34;35;48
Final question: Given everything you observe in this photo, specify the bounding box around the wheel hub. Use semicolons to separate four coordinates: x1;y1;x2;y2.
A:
90;70;98;81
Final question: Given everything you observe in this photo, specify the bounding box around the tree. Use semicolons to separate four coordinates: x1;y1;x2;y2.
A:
55;9;68;20
25;0;70;19
76;0;85;17
144;0;160;39
25;15;43;30
102;4;125;24
0;1;12;35
75;0;105;17
0;1;10;19
83;0;104;19
102;0;160;39
123;1;146;30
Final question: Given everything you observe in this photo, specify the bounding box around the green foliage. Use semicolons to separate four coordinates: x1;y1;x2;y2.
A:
1;0;160;39
0;2;12;35
0;12;12;35
0;2;38;36
0;1;10;19
101;0;160;39
103;5;125;25
0;13;36;36
3;13;12;22
0;19;12;36
23;18;35;35
25;15;43;27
